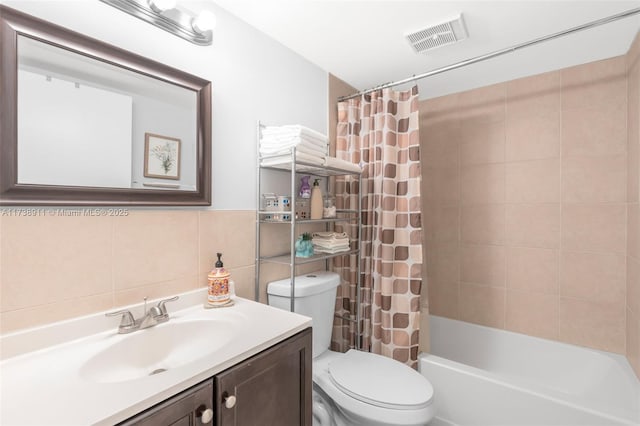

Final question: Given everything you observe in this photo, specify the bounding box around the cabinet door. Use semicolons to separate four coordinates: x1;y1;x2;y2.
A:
119;379;214;426
215;328;312;426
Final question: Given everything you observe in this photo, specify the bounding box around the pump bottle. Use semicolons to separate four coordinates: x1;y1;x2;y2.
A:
310;178;323;220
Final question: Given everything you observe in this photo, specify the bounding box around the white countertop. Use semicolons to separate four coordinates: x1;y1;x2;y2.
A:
0;290;311;425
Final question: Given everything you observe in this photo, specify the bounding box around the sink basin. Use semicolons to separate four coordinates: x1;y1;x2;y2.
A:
80;319;235;383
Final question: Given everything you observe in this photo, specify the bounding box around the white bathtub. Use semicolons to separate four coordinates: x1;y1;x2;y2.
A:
419;316;640;426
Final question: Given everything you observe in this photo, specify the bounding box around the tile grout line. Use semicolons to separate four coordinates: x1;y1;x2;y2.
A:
623;52;634;356
503;84;508;331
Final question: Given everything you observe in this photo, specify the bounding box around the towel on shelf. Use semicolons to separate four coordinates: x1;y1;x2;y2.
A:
260;133;328;147
259;125;329;163
314;241;350;249
323;156;362;174
260;136;328;150
313;232;349;240
315;246;351;254
260;151;324;167
261;127;328;152
259;126;362;177
312;232;350;254
260;141;328;157
313;237;349;246
314;244;350;252
294;152;325;166
260;153;362;176
262;125;328;143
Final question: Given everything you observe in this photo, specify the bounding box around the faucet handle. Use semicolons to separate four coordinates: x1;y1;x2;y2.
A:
105;309;135;329
156;296;179;316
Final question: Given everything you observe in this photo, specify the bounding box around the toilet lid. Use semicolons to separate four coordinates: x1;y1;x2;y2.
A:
328;350;434;410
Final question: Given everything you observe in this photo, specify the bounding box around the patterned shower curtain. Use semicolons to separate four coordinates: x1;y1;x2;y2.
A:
331;86;423;368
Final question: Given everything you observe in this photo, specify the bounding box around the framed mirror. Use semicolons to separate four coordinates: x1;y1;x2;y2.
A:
0;5;211;206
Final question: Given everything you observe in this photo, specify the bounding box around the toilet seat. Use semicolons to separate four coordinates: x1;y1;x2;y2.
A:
313;350;435;426
327;350;434;410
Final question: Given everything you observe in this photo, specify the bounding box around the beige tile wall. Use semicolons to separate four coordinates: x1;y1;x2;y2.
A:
0;207;333;333
0;210;257;333
627;34;640;378
422;54;632;357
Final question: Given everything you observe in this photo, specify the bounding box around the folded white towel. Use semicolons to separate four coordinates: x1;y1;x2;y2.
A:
260;141;328;157
312;231;350;250
313;237;349;243
260;133;326;143
315;246;351;254
260;136;329;155
323;157;362;174
260;151;324;167
262;125;328;143
313;235;349;242
295;144;328;156
296;152;325;165
261;129;327;141
313;232;349;240
314;243;350;251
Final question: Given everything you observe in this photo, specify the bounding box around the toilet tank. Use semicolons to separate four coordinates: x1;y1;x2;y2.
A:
267;270;340;358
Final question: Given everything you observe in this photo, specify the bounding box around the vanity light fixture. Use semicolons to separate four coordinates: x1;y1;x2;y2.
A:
99;0;214;46
192;10;216;34
147;0;176;13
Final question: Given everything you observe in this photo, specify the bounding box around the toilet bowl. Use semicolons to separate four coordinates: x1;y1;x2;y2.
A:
267;271;435;426
313;350;434;426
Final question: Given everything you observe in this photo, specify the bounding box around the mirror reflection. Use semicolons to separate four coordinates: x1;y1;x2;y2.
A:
17;35;198;191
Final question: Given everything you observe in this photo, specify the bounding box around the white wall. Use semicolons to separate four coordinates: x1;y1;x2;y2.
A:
2;0;328;209
17;69;133;188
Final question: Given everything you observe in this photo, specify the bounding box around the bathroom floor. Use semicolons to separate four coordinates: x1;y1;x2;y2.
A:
430;418;457;426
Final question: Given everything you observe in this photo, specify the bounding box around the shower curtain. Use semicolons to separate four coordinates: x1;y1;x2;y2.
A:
332;86;423;368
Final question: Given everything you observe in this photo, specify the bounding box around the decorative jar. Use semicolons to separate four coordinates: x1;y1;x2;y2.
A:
295;233;314;258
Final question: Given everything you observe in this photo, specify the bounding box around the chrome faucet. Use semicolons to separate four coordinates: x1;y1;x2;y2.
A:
106;296;179;334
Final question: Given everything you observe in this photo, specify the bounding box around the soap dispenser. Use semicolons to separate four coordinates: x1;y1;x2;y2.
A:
310;178;323;220
207;253;231;306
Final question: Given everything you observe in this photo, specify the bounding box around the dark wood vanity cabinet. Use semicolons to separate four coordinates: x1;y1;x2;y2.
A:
119;379;214;426
215;327;312;426
120;328;312;426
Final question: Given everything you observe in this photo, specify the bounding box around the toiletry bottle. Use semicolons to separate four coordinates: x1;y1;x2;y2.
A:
310;178;323;219
207;253;231;306
323;194;336;218
299;176;311;198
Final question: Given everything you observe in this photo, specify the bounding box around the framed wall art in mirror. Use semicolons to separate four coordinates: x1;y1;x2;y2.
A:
0;5;211;206
144;133;181;181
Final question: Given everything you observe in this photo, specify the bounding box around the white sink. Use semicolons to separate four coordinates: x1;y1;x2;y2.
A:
1;292;312;426
79;319;236;383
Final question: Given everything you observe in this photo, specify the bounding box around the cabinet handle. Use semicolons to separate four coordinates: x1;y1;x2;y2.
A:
196;405;213;424
224;394;237;409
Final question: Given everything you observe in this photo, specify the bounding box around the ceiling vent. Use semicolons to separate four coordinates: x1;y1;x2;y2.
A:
406;14;468;54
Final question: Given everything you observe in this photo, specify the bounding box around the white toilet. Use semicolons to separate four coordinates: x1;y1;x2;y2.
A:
267;271;435;426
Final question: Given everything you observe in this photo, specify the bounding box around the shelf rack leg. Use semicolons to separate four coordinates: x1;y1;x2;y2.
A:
356;173;362;351
255;120;263;303
290;147;297;313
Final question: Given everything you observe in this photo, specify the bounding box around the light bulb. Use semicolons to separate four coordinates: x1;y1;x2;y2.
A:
148;0;177;13
192;10;216;34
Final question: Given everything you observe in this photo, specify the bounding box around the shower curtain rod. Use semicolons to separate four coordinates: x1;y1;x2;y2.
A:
338;7;640;102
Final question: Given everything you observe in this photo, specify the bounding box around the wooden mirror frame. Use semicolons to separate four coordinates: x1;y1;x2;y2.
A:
0;5;212;206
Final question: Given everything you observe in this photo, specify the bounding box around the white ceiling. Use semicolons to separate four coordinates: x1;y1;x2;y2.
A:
209;0;640;99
